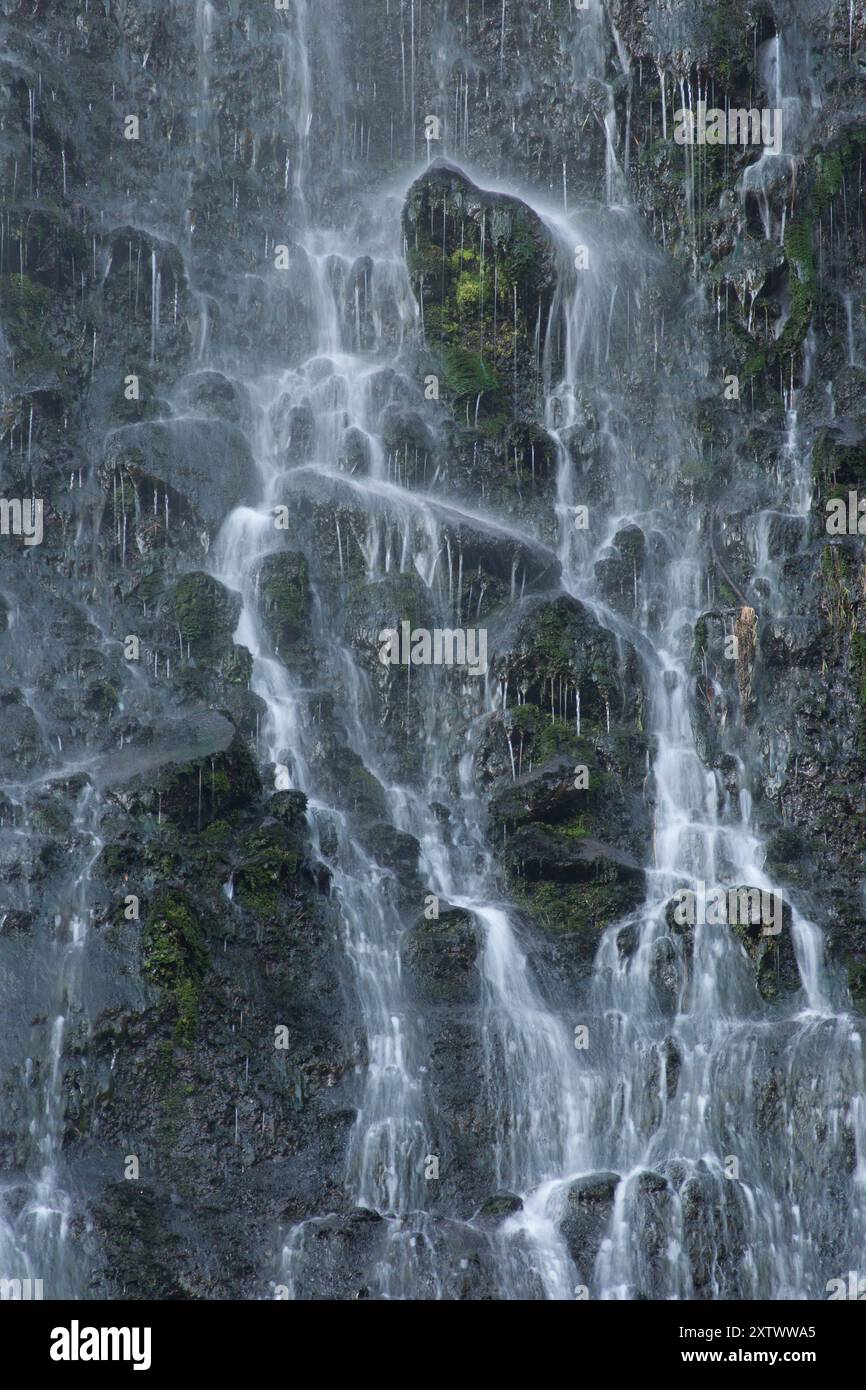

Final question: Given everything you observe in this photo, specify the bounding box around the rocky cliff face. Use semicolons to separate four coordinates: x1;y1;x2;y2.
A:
0;0;864;1301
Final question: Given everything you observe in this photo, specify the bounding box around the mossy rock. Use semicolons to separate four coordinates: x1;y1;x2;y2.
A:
342;570;435;649
109;366;162;424
505;822;644;887
473;1192;523;1226
664;886;798;1003
496;705;586;770
777;219;816;355
728;891;798;1003
166;572;241;659
811;425;866;489
506;822;646;954
156;730;261;829
235;819;304;920
594;525;647;615
255;551;312;653
850;632;866;760
0;689;43;773
343;758;388;821
491;593;644;729
492;749;581;816
98;841;141;881
763;826;817;889
99;228;192;369
339;572;441;768
142;888;210;1045
0;274;64;379
293;496;369;584
810;132;866;217
359;822;421;881
402;161;559;411
848;961;866;1014
177;370;251;427
400;907;481;1004
31;795;74;836
513;876;643;945
318;745;388;823
268;789;309;831
83;679;120;720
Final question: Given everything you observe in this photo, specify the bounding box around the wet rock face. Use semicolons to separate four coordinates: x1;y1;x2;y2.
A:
255;551;313;659
401;908;482;1006
559;1171;619;1280
166;572;241;662
603;0;866;1015
490;593;646;728
403;162;561;412
665;886;800;1004
480;590;652;979
0;0;865;1304
103;419;259;531
400;162;566;530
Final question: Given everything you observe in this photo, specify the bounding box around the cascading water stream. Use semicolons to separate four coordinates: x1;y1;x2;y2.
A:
209;338;593;1298
0;778;104;1298
522;183;866;1299
209;220;443;1295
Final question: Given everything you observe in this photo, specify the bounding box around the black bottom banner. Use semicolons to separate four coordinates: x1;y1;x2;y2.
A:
5;1296;860;1376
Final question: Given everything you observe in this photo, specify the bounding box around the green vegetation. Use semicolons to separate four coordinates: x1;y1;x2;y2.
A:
142;890;209;1045
168;572;239;657
510;874;641;937
820;544;860;634
404;172;555;428
0;274;62;375
257;551;312;651
778;218;816;354
235;825;302;919
157;737;261;830
442;344;501;402
850;631;866;759
812;133;866;216
506;705;587;764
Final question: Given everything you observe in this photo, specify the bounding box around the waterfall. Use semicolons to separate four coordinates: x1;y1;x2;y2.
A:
210;77;862;1300
2;0;863;1306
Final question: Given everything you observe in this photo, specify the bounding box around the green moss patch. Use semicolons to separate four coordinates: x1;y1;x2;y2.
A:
142;889;210;1045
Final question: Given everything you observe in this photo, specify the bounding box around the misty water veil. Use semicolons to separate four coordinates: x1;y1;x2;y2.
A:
0;0;865;1303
